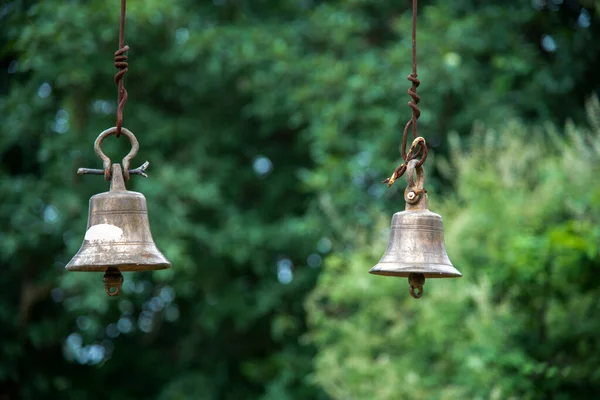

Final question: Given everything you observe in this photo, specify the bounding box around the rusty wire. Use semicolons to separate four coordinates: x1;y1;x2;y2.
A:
383;0;428;187
114;0;129;138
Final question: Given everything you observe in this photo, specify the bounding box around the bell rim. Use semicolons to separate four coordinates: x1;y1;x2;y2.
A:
369;263;462;278
65;262;171;272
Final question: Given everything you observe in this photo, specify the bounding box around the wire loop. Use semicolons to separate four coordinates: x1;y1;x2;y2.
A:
382;137;427;187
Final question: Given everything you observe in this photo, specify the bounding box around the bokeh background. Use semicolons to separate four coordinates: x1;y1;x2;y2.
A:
2;0;600;399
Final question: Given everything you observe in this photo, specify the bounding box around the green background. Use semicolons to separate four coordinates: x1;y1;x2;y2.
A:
1;0;600;398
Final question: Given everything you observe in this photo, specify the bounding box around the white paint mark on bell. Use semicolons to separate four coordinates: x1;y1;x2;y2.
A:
85;224;123;242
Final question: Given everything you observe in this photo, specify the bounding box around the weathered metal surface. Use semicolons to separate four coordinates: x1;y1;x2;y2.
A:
66;127;170;296
370;160;461;298
66;163;170;273
369;201;460;278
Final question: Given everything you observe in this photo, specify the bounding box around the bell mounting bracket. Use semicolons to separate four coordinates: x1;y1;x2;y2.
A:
403;159;428;209
77;127;150;182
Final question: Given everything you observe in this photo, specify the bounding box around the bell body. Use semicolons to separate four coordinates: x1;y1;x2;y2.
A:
66;164;170;273
369;204;461;278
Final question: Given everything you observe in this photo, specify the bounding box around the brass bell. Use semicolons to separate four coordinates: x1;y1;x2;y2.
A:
66;127;171;296
370;160;461;298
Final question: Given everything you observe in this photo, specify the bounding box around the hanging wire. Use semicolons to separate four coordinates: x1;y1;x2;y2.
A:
383;0;428;187
114;0;129;138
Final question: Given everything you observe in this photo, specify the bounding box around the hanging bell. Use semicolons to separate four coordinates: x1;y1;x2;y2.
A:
66;127;171;296
370;159;461;298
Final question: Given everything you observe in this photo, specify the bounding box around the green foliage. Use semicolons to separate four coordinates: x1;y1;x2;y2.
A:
1;0;599;398
307;98;600;399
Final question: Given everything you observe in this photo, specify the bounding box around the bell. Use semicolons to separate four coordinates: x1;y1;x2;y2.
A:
66;127;170;296
370;160;461;298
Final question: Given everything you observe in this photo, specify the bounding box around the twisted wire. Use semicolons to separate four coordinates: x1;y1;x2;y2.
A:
114;0;128;138
383;0;428;187
402;73;421;160
114;45;129;138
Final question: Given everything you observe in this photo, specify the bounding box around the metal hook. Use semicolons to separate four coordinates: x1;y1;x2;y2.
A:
405;159;424;190
93;127;139;181
404;159;425;205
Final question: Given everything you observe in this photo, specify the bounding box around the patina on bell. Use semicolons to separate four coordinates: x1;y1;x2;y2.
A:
370;160;461;298
66;127;170;296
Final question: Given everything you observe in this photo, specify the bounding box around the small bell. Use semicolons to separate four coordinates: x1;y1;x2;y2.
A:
66;127;171;296
370;160;461;298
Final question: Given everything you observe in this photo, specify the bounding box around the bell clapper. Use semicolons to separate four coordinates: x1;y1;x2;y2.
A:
103;269;124;296
408;272;425;299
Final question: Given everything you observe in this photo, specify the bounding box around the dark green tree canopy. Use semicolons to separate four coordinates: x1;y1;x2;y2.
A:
1;0;599;398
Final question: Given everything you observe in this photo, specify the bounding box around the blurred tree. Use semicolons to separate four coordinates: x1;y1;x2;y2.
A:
0;0;599;398
306;96;600;399
1;1;325;399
